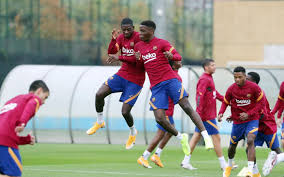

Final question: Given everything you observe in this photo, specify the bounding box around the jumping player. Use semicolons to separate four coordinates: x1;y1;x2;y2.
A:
114;20;214;168
86;18;145;150
181;59;227;171
139;60;182;168
0;80;49;177
218;66;264;177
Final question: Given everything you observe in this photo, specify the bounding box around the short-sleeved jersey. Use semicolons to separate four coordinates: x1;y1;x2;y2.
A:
108;31;145;86
134;37;182;88
271;81;284;119
219;80;264;124
0;93;42;149
196;73;223;121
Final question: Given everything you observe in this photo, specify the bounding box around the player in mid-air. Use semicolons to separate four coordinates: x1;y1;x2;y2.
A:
138;60;182;168
218;66;264;177
271;81;284;149
86;18;145;150
181;59;227;171
108;20;214;168
0;80;49;177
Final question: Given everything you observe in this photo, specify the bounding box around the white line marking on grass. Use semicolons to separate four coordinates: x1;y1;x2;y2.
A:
26;168;193;177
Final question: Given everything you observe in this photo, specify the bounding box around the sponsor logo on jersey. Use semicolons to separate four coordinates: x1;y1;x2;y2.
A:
122;47;134;56
142;53;157;64
0;103;17;115
236;99;251;106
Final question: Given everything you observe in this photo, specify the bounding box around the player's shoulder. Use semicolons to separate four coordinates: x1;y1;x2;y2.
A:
246;80;260;89
116;33;124;41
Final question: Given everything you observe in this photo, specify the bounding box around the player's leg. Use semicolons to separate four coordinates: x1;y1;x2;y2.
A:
120;82;142;149
281;124;284;149
122;103;137;149
150;80;190;155
262;133;282;176
149;129;166;168
181;131;200;170
138;129;165;168
223;122;245;177
87;75;121;135
245;120;259;177
151;117;175;168
212;134;227;170
178;97;213;150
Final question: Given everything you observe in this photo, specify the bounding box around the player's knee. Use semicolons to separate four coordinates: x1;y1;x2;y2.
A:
156;117;165;125
121;108;130;117
247;138;254;146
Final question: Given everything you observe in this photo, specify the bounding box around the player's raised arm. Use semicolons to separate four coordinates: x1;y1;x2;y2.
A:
163;41;182;61
107;28;121;55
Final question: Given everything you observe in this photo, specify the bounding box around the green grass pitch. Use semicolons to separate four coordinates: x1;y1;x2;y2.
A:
21;144;283;177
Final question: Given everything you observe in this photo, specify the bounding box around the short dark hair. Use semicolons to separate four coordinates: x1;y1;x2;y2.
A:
248;72;260;84
121;18;133;26
233;66;246;74
202;58;214;69
140;20;156;30
29;80;49;92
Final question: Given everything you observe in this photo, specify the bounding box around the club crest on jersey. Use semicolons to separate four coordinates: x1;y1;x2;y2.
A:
232;136;236;139
152;97;156;102
130;42;134;47
247;94;251;98
109;76;114;80
153;46;157;50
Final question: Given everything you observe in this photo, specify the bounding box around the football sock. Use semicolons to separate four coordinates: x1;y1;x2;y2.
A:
253;163;259;174
218;156;227;169
228;158;234;167
130;126;136;136
182;154;191;164
176;132;183;140
201;130;210;139
248;161;254;172
155;148;163;157
142;150;151;160
97;112;104;124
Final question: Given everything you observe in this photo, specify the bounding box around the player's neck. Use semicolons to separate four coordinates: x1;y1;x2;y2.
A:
204;71;212;75
145;36;155;43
